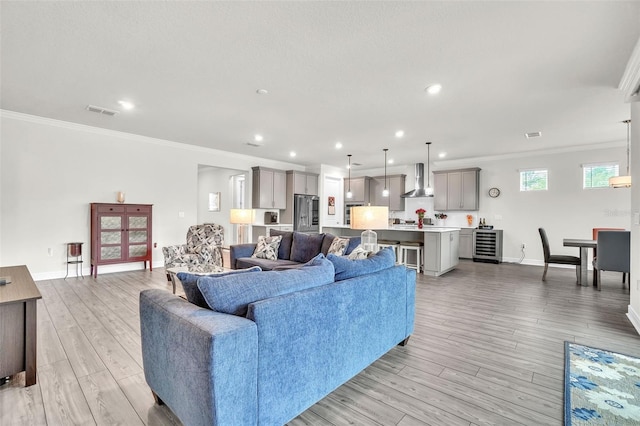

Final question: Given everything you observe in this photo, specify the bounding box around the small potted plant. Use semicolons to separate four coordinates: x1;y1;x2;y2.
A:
415;208;426;229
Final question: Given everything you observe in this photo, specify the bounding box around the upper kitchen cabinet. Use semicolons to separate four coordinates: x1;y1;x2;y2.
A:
252;166;287;209
344;176;371;203
433;168;480;211
290;171;319;196
370;174;406;211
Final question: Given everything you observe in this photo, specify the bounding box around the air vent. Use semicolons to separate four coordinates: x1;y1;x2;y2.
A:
525;131;542;139
353;162;362;166
86;105;118;116
246;141;262;147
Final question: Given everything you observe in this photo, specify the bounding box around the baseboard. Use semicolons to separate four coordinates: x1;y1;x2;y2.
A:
627;305;640;336
32;260;165;281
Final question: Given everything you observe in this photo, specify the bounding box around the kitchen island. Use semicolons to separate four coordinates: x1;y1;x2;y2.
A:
322;225;460;276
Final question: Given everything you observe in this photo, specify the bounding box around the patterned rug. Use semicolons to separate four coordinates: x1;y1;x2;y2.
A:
565;342;640;425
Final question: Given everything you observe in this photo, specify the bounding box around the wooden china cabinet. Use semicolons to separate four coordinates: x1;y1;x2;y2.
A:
90;203;153;278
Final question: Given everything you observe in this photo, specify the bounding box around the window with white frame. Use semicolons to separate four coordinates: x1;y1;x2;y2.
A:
520;169;548;191
582;163;618;189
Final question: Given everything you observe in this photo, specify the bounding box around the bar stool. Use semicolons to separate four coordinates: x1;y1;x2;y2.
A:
377;239;401;262
400;240;424;273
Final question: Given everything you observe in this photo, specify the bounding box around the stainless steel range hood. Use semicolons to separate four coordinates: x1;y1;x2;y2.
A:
401;163;433;198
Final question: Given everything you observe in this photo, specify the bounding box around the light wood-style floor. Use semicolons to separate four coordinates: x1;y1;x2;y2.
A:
1;261;639;425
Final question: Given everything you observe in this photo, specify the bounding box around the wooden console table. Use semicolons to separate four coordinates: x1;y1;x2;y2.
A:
0;265;41;386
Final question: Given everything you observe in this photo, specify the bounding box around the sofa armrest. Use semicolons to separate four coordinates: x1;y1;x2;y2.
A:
140;289;258;426
230;243;257;269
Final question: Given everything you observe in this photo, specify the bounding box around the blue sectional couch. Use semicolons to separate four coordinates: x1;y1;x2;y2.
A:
140;249;415;426
229;230;361;270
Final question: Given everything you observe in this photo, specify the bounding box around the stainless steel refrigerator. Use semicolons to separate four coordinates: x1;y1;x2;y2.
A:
294;194;319;232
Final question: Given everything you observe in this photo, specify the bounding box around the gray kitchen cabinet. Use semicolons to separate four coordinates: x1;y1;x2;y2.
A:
423;230;460;276
252;166;286;209
459;228;474;259
291;171;318;196
344;176;371;203
433;168;480;211
370;174;406;211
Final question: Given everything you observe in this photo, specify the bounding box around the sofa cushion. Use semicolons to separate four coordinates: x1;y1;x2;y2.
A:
236;257;299;271
348;245;371;260
252;235;282;260
320;233;337;255
177;266;262;308
327;237;350;256
290;232;325;263
269;230;293;260
345;237;361;255
197;254;335;316
327;246;396;281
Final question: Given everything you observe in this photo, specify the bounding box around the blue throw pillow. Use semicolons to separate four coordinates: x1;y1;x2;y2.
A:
327;246;396;281
177;266;262;308
197;254;335;316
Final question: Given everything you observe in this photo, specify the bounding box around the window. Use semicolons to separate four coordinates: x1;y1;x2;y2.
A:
583;163;618;189
520;169;548;191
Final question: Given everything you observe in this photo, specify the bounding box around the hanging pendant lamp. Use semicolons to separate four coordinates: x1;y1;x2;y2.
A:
425;142;434;196
609;119;632;188
382;149;389;197
346;154;353;199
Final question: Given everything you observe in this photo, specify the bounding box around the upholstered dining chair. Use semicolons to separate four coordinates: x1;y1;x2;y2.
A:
538;228;580;283
162;224;224;280
592;227;626;288
593;230;630;291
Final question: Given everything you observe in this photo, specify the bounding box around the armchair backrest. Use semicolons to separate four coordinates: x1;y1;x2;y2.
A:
186;224;224;250
595;231;630;273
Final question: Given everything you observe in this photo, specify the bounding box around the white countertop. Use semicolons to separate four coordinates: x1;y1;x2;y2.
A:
323;225;460;233
252;224;293;227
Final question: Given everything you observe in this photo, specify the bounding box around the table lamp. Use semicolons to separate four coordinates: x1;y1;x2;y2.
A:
350;205;389;252
230;209;253;244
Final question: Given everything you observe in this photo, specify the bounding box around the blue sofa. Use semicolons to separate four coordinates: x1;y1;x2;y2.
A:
140;250;415;426
229;230;361;270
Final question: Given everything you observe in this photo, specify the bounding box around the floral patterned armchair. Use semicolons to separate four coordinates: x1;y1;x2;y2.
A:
162;224;224;279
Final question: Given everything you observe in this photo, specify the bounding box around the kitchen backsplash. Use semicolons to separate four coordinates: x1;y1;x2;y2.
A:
392;198;479;228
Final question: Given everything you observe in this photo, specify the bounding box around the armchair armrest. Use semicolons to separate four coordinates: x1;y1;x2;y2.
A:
230;243;257;269
140;289;258;426
162;244;188;268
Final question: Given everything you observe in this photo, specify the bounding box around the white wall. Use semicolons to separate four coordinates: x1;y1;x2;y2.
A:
628;101;640;330
0;111;300;279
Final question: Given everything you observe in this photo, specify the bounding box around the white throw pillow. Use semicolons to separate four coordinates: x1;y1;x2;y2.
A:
251;235;282;260
347;245;371;260
328;237;350;256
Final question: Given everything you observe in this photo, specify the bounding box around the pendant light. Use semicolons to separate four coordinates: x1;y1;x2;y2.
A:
425;142;434;196
346;154;353;199
382;149;389;197
609;119;632;188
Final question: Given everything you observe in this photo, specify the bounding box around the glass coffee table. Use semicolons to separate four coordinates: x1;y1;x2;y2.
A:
166;265;230;294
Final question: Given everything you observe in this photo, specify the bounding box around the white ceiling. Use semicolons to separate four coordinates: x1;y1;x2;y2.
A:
2;1;639;169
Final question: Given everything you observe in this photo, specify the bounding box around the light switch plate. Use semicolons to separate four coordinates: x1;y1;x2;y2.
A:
634;212;640;225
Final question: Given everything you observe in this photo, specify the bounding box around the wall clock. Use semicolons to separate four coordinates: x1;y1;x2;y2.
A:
488;187;501;198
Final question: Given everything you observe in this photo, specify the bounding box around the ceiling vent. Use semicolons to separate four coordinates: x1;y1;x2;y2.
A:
246;141;263;147
86;105;118;116
525;131;542;139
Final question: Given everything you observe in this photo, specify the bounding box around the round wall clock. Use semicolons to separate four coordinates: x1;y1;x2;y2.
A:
488;187;501;198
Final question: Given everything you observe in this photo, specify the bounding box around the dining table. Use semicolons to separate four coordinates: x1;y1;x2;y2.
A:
563;238;597;287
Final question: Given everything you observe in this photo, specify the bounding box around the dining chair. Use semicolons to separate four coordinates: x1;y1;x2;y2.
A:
538;228;580;283
593;230;630;291
592;227;626;287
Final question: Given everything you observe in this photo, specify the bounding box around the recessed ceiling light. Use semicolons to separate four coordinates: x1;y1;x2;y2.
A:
289;151;296;157
395;130;404;138
254;134;263;142
118;100;135;110
439;152;446;158
256;89;269;95
425;84;442;95
335;142;343;149
388;159;394;164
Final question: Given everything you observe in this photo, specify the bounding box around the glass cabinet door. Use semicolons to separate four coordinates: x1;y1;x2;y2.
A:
127;215;149;258
99;215;123;261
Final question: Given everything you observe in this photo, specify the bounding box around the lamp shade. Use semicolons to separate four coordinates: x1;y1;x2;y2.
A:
229;209;253;224
350;206;389;230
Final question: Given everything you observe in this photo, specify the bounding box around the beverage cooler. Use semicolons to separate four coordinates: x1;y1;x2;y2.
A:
472;229;503;263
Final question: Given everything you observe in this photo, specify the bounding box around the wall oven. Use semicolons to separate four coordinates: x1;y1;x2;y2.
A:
344;202;363;225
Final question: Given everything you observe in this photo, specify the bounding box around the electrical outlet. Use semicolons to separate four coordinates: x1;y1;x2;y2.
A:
637;280;640;291
47;248;53;256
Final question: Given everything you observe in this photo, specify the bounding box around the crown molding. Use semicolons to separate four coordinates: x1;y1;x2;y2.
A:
619;37;640;102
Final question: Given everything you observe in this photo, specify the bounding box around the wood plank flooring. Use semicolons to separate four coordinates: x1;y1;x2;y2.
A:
1;261;639;425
